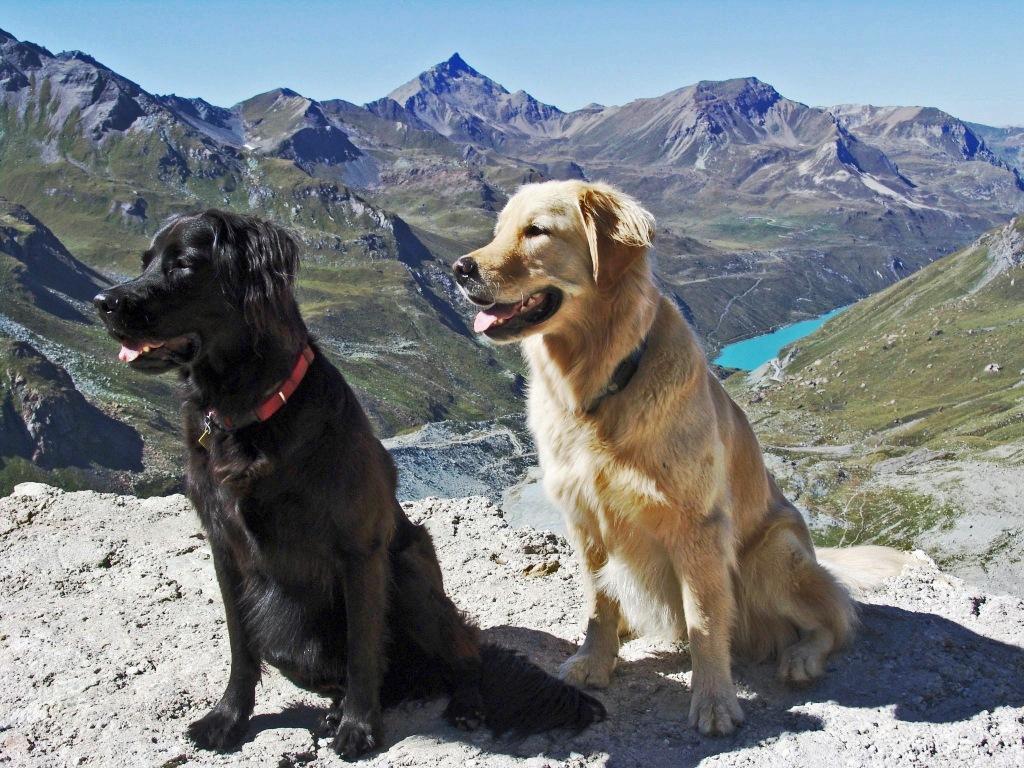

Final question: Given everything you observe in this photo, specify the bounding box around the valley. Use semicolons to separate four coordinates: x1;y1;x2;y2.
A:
725;215;1024;594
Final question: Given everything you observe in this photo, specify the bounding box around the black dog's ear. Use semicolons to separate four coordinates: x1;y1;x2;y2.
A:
205;210;300;335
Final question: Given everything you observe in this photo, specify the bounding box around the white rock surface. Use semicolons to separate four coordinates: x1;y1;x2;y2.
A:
2;485;1023;767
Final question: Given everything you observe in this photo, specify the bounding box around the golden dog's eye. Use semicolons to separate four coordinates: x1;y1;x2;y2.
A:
524;224;547;238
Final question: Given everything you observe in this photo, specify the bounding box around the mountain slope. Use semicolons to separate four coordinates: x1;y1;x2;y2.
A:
0;338;142;472
0;199;106;321
236;88;363;168
723;214;1024;590
745;214;1024;449
0;199;161;495
830;104;1024;204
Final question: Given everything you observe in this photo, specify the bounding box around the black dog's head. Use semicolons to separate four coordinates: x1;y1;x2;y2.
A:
94;210;302;373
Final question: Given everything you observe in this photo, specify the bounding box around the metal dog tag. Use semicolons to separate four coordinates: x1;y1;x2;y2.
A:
198;416;213;449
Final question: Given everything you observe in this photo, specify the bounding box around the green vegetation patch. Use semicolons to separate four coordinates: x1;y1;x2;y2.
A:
813;486;960;552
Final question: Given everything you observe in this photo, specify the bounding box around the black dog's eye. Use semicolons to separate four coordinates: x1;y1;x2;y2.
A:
524;224;547;238
167;258;195;276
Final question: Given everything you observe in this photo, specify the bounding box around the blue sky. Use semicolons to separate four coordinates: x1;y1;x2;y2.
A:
3;0;1022;125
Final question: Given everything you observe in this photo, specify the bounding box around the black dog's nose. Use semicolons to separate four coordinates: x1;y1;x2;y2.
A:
453;256;479;284
93;292;120;314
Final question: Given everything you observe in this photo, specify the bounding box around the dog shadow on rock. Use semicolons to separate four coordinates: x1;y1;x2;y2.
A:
480;603;1024;766
233;604;1022;766
764;603;1024;724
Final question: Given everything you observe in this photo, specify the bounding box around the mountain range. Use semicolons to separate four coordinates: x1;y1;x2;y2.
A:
0;26;1021;493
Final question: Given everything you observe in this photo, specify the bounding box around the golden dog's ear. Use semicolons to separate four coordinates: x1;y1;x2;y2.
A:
578;184;655;291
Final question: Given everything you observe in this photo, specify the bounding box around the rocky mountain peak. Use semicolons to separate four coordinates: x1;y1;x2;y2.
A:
390;52;508;104
236;87;363;165
56;50;105;68
0;29;50;69
830;103;1012;171
385;53;563;145
160;94;235;129
695;76;781;109
439;52;476;77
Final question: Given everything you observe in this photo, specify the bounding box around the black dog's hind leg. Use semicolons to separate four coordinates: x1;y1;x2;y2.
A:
332;550;387;760
390;521;484;730
187;546;261;751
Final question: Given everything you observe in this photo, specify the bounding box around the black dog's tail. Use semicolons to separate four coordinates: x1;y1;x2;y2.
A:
479;643;606;735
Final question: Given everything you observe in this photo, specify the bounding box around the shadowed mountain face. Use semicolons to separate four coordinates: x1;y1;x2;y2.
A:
0;338;142;472
0;200;107;322
967;122;1024;172
235;88;362;167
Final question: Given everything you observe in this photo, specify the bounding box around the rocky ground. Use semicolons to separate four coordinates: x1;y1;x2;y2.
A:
2;484;1023;767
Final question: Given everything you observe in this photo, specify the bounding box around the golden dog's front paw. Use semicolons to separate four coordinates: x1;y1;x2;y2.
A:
688;686;744;736
559;650;616;689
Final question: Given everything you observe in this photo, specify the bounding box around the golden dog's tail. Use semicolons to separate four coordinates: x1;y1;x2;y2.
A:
816;545;918;591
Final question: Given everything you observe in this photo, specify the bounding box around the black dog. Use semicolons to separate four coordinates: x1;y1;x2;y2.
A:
93;210;604;759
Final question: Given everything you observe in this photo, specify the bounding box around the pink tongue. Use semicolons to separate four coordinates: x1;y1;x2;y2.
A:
118;340;164;363
119;345;142;363
473;303;522;333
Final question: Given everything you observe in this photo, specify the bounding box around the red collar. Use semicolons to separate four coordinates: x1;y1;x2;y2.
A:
201;343;315;439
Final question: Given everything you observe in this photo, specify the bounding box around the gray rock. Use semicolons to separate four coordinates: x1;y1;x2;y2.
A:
1;485;1022;766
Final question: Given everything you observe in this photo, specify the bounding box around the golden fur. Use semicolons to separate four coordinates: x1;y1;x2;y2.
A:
457;180;912;736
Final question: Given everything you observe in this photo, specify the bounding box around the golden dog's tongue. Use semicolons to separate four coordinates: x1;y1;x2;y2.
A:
473;303;521;333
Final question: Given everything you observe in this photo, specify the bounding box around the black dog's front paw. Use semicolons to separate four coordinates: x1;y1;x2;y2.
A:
187;705;250;752
332;718;381;761
444;690;484;731
319;707;342;736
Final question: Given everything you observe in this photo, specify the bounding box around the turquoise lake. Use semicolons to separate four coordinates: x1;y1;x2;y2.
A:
713;307;846;371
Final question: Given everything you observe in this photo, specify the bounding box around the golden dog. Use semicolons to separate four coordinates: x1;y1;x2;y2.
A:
453;180;911;735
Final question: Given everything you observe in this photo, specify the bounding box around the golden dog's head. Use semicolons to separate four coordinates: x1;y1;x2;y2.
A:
453;180;655;343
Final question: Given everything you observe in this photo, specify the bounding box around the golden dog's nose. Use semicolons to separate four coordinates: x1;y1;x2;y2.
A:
452;255;479;284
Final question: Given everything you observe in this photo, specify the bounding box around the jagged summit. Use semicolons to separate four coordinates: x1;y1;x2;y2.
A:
440;52;476;76
56;50;106;68
384;52;563;145
694;76;780;101
830;102;1023;190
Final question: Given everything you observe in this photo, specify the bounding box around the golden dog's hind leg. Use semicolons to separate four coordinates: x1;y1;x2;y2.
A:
775;537;856;685
559;531;621;689
738;517;856;685
670;524;745;736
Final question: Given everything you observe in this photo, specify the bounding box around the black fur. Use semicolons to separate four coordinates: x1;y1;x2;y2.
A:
93;210;604;759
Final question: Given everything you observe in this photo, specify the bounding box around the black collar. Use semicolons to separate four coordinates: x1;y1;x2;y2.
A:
585;336;648;414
